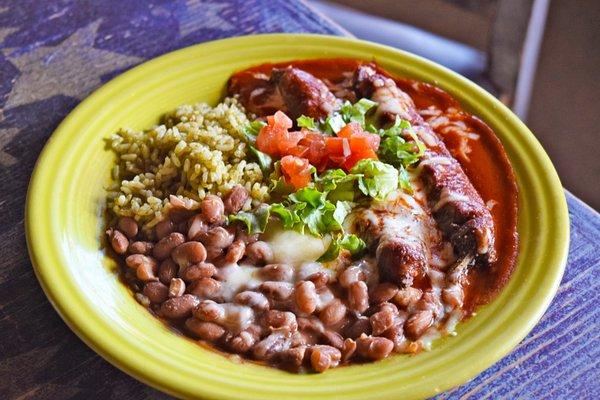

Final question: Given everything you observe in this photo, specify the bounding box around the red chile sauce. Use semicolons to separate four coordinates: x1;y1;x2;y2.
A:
231;59;519;314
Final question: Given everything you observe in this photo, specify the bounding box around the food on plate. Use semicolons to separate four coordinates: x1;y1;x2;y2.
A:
105;58;518;373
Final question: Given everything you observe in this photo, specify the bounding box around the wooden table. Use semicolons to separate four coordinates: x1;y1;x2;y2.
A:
0;1;598;398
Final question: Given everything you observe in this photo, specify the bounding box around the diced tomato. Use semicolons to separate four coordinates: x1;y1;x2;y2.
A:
272;110;293;129
342;147;378;170
257;111;295;157
256;112;380;173
288;144;309;158
337;122;362;139
256;124;279;155
280;155;312;190
303;133;328;170
278;129;306;155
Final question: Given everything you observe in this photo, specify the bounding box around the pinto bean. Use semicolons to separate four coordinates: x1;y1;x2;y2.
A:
404;310;434;340
201;194;225;224
225;239;245;264
171;241;207;268
188;278;222;300
442;284;464;309
168;278;186;298
344;316;372;339
153;232;185;260
310;345;341;372
356;335;394;360
143;281;169;303
370;283;399;304
245;241;273;264
370;308;396;336
418;291;444;319
117;217;138;238
180;262;217;282
234;291;270;311
297;316;325;335
393;287;422;309
258;264;294;282
319;299;346;326
205;246;224;263
199;226;234;249
306;272;329;288
107;229;129;255
341;338;357;362
321;330;344;349
227;330;258;353
154;218;174;240
382;321;410;353
264;310;298;332
252;331;292;361
278;346;306;369
338;266;365;288
295;281;318;314
159;259;178;285
224;185;249;214
194;299;225;321
259;281;294;301
373;302;399;316
347;281;369;313
126;254;157;270
137;263;158;281
160;294;199;319
187;214;208;241
236;228;258;245
128;241;153;255
185;319;225;341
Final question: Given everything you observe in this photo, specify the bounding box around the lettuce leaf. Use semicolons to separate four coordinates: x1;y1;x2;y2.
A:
350;159;399;200
244;120;266;143
297;115;317;130
228;204;270;234
340;98;377;127
317;233;366;262
248;144;273;173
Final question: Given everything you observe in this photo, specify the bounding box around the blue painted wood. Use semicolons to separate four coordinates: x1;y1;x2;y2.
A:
0;1;597;399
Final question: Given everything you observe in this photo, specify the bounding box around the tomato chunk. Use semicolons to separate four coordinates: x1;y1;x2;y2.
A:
337;122;362;139
257;111;294;157
280;155;312;190
343;147;378;170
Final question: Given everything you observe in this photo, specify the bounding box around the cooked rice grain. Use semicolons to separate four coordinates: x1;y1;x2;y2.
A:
107;97;269;227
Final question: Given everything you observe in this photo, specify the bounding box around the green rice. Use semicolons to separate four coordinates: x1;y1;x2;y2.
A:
106;97;269;228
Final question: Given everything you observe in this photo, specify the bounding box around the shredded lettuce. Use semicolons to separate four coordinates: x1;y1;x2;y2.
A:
228;204;270;234
350;159;399;200
340;98;377;127
376;117;425;169
317;233;366;262
323;98;377;134
248;145;273;173
315;169;358;202
324;114;345;134
297;115;317;130
244;120;266;143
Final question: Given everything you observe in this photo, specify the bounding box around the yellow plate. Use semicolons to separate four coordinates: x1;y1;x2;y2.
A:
26;34;569;399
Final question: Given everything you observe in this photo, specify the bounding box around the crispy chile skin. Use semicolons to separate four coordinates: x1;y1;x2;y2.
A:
354;65;496;264
270;67;340;121
228;66;339;120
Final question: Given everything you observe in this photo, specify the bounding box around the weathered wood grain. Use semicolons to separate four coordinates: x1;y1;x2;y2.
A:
0;0;598;399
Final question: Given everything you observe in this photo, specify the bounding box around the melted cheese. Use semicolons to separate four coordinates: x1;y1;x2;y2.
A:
432;187;472;212
264;228;329;266
218;263;262;301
